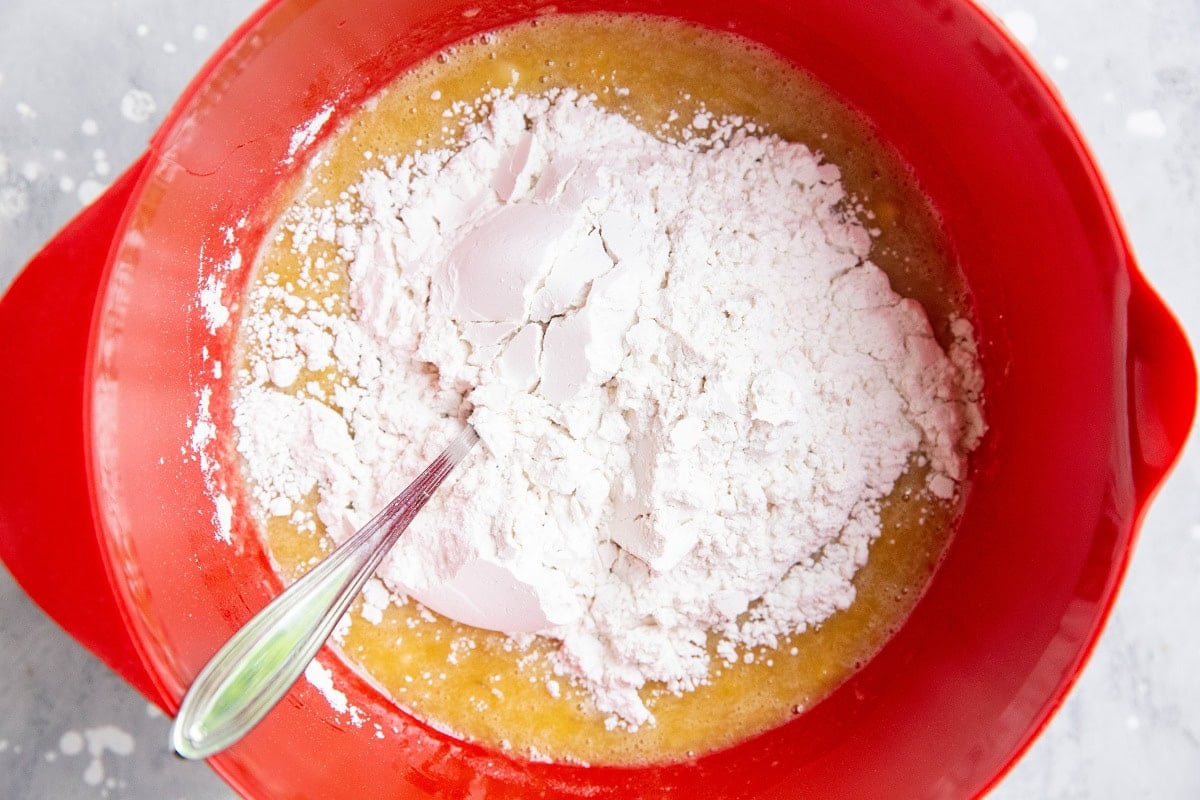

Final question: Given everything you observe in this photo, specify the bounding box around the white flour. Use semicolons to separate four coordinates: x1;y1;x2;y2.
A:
234;89;984;728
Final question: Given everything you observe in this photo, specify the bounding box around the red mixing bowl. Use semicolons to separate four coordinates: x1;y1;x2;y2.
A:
0;0;1195;797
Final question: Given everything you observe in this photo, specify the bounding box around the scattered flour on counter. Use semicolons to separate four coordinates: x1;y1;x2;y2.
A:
57;726;135;788
0;185;27;220
76;179;106;208
0;152;28;222
20;161;43;182
234;89;985;728
92;149;110;178
1126;109;1167;139
119;89;157;123
58;730;84;755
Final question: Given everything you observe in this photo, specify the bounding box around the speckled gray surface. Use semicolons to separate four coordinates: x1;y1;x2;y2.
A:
1;1;1197;797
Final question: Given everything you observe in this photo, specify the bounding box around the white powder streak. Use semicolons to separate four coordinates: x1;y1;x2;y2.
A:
119;89;157;123
1126;109;1167;139
305;661;365;725
55;726;136;788
287;104;335;163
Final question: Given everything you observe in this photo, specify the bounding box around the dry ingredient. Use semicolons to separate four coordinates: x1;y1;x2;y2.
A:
234;88;983;729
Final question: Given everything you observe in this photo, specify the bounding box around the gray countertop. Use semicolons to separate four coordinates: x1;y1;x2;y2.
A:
2;1;1197;797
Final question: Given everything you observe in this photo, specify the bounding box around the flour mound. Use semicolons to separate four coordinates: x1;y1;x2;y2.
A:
235;89;984;728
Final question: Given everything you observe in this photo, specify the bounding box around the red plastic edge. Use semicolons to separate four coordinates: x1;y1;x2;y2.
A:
974;274;1197;800
0;153;167;706
1126;274;1198;501
147;1;280;157
963;6;1198;797
974;271;1197;800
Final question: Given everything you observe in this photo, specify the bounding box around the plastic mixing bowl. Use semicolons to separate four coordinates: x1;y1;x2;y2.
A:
1;0;1195;797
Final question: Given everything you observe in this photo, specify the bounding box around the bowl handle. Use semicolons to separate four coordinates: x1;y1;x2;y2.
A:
1128;274;1198;501
0;153;166;706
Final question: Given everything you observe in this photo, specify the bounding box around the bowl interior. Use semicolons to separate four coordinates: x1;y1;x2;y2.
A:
90;0;1147;797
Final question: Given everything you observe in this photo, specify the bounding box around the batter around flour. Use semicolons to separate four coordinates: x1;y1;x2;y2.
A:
232;14;985;764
